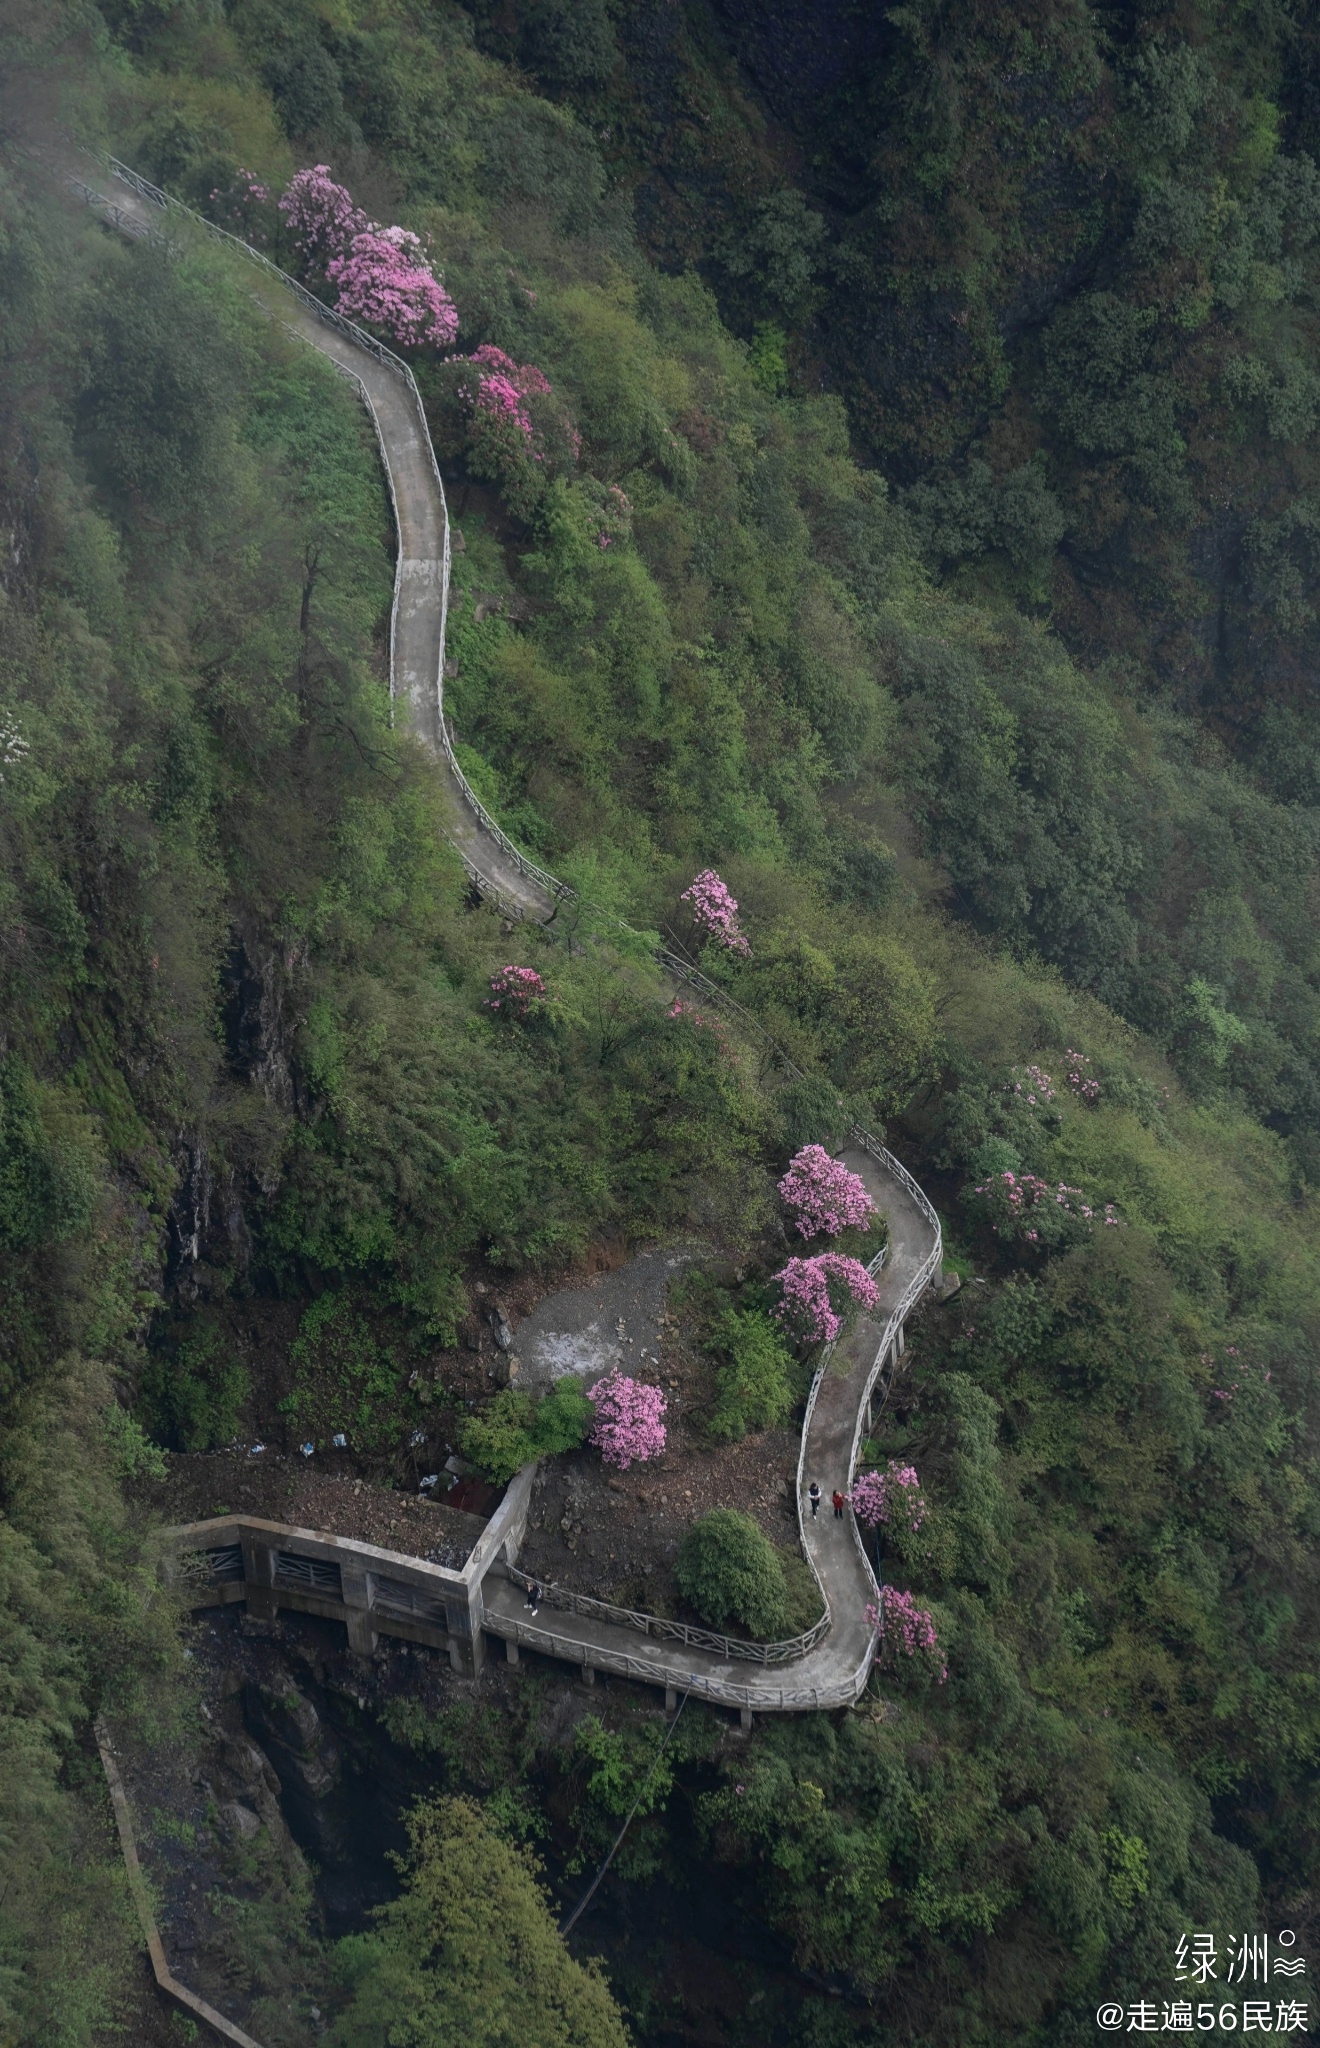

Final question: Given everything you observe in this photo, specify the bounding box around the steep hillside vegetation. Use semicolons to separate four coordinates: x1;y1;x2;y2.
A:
1;2;1319;2042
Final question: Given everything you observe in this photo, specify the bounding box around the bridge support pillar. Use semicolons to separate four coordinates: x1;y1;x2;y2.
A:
443;1592;486;1679
740;1707;753;1733
239;1530;278;1622
505;1638;520;1666
896;1323;905;1357
345;1610;378;1655
581;1664;596;1686
664;1687;677;1713
341;1565;379;1655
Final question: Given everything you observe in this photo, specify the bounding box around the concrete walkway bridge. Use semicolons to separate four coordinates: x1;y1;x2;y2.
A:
59;150;943;1723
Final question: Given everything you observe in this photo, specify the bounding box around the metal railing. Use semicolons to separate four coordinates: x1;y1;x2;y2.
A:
495;1612;862;1711
506;1566;831;1665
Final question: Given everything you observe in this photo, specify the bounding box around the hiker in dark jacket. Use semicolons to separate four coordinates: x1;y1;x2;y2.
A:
525;1581;542;1615
808;1481;822;1518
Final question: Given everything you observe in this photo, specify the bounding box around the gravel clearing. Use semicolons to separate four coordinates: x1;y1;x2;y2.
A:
139;1450;492;1568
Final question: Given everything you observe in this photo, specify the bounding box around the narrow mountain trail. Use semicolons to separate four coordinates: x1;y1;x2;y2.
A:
62;150;942;1712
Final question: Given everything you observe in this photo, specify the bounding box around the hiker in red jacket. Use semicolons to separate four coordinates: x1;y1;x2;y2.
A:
832;1489;847;1519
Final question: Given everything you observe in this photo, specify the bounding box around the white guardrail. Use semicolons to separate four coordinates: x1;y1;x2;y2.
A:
73;149;942;1703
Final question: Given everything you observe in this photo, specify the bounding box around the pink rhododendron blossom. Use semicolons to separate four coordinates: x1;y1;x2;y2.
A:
211;168;274;241
1007;1063;1056;1107
774;1253;879;1344
1064;1049;1100;1101
458;345;552;443
681;869;750;955
485;965;547;1019
587;1369;667;1468
778;1145;874;1239
279;165;368;263
279;166;458;348
328;227;458;348
970;1170;1118;1247
851;1462;927;1534
866;1589;946;1680
667;998;726;1046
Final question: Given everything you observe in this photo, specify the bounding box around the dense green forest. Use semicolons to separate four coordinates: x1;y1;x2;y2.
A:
2;0;1320;2041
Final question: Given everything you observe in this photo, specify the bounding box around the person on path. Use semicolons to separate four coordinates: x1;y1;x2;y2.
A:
808;1481;822;1518
525;1580;542;1616
832;1489;846;1519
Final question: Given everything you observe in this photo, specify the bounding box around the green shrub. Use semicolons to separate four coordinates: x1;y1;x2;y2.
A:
460;1378;592;1485
282;1294;406;1454
139;1322;252;1452
675;1508;788;1639
705;1308;795;1441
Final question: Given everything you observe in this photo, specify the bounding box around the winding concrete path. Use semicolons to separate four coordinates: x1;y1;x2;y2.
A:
65;152;942;1712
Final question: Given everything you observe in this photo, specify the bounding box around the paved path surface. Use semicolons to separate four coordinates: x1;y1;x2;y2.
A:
65;153;941;1712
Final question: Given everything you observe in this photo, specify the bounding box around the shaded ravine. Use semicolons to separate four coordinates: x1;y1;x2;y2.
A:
62;150;941;1711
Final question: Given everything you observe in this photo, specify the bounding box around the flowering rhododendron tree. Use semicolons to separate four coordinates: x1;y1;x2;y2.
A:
329;228;459;347
461;344;551;442
279;165;368;264
447;347;580;515
485;966;547;1020
668;997;726;1047
851;1461;927;1535
778;1145;874;1238
969;1170;1118;1249
587;1369;667;1468
592;483;632;550
866;1587;946;1680
278;166;457;348
680;870;750;955
1064;1049;1101;1101
1006;1063;1056;1107
774;1253;878;1344
210;168;275;243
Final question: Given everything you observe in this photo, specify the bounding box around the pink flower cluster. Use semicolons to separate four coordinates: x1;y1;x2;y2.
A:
866;1588;946;1679
594;483;632;550
280;165;366;262
210;169;274;243
1064;1049;1100;1101
459;345;552;446
330;227;459;347
681;869;750;955
587;1369;667;1468
1204;1345;1268;1403
972;1170;1119;1241
1008;1064;1056;1106
778;1145;874;1239
668;997;726;1046
279;166;458;348
774;1253;879;1344
485;965;547;1019
851;1461;926;1533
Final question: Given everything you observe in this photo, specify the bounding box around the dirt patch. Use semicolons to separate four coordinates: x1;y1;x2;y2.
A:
518;1428;804;1620
514;1274;813;1624
136;1450;491;1568
511;1244;701;1389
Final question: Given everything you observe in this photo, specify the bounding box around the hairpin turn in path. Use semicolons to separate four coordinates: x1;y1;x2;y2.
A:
57;148;942;1718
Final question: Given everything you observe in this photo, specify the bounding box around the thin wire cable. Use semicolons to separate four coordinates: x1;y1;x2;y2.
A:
561;1690;690;1936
